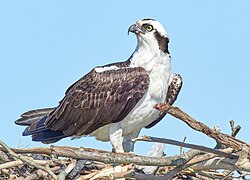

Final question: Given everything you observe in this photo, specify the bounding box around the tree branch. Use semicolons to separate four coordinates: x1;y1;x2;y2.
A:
133;136;238;159
0;144;199;167
0;159;48;169
155;104;250;151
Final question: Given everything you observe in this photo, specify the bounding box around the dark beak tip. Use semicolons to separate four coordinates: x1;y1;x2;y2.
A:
128;24;145;35
128;24;138;35
127;30;130;35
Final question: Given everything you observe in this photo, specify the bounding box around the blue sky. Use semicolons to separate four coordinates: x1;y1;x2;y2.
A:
0;1;249;155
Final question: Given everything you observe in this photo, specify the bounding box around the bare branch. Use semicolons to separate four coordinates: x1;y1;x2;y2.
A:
58;159;76;180
230;120;241;137
180;137;186;155
50;145;192;167
133;136;238;159
0;144;201;167
155;104;250;151
0;159;48;169
188;146;250;172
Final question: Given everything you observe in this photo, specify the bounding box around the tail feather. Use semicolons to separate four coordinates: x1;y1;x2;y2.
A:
15;108;54;126
32;130;67;143
15;107;68;144
20;108;54;118
22;115;48;136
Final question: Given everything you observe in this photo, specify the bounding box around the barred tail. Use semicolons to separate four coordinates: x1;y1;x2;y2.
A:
15;107;68;143
15;108;54;126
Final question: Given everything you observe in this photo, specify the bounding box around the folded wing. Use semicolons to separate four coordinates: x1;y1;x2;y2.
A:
19;67;150;143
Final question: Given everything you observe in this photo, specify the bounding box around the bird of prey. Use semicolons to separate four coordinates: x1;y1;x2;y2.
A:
15;19;182;153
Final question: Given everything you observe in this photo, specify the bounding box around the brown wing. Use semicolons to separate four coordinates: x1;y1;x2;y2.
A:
45;67;149;136
145;73;183;129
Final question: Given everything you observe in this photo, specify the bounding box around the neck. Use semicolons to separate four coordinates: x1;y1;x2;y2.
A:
130;37;171;72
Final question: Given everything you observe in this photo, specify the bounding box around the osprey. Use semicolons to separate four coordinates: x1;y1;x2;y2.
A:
15;19;182;152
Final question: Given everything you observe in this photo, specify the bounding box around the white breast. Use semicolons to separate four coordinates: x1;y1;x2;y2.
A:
121;51;171;135
91;50;171;141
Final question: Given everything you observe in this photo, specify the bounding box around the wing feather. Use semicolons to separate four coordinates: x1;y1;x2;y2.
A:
45;67;149;136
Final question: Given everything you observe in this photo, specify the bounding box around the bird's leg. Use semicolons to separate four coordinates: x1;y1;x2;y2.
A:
109;123;124;153
122;131;140;153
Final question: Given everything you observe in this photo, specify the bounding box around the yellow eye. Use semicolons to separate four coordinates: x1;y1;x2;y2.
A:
146;25;153;32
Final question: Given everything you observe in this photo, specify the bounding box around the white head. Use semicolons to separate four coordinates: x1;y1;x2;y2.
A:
128;18;170;54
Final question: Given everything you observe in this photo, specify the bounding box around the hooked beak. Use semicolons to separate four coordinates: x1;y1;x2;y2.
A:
128;24;145;35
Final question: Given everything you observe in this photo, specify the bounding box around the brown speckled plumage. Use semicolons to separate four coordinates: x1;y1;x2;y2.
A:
44;67;149;136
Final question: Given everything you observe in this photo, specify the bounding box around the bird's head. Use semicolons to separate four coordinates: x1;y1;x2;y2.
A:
128;19;170;54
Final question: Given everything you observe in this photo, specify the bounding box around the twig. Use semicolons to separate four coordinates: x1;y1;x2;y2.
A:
45;160;57;180
89;164;132;180
133;136;238;159
24;169;49;179
68;159;87;179
78;171;99;179
163;149;202;179
187;148;234;165
58;159;76;180
165;148;234;179
110;169;135;179
125;171;168;180
0;140;57;179
221;171;234;180
192;157;238;171
0;146;55;155
180;137;186;155
0;159;48;169
0;150;10;163
155;104;250;151
191;148;250;172
230;120;241;137
197;171;225;179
